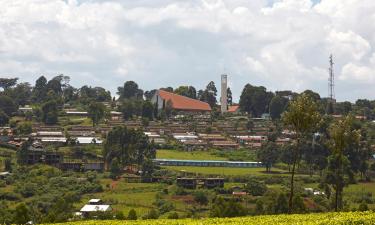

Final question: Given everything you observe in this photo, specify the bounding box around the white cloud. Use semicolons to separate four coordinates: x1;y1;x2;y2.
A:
0;0;374;101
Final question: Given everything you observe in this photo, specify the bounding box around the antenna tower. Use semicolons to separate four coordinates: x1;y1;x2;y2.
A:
328;54;335;101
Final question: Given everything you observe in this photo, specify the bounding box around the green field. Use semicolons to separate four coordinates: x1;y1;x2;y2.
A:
156;149;226;160
43;211;375;225
162;166;286;176
78;179;166;216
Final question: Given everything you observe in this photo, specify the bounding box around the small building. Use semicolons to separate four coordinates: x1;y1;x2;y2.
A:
204;178;224;189
177;178;197;189
80;199;112;217
0;171;11;179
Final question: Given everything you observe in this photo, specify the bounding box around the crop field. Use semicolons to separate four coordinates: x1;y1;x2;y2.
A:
44;211;375;225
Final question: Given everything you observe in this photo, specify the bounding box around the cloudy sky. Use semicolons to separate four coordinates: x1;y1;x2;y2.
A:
0;0;374;102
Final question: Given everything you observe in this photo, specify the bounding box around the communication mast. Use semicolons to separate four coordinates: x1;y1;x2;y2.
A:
328;54;335;102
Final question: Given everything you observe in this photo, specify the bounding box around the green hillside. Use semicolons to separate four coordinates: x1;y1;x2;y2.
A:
45;211;375;225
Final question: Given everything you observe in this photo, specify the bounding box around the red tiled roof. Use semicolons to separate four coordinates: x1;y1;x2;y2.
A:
228;105;240;113
158;90;212;111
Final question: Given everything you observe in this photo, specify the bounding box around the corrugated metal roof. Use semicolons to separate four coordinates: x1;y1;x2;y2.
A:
80;204;111;212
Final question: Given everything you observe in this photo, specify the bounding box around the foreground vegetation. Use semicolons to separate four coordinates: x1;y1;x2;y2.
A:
45;211;375;225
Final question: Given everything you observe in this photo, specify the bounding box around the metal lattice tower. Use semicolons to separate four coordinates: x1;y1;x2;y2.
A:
328;54;335;101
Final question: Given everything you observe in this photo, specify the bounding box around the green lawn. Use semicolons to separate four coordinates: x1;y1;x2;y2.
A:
78;178;167;216
156;149;226;160
162;166;287;176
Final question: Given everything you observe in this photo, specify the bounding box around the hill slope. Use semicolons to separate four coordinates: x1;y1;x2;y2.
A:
46;212;375;225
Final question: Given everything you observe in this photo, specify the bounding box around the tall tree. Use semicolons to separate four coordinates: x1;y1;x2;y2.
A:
32;76;48;102
200;81;217;107
0;78;18;90
41;100;58;124
0;110;9;126
269;95;289;120
282;93;321;213
239;84;274;117
47;79;62;95
142;101;154;120
0;95;17;116
117;81;143;100
88;102;106;127
257;141;279;172
227;87;233;105
103;126;155;170
325;115;360;211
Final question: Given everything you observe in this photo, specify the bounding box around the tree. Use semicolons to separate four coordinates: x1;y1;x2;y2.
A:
5;82;32;106
103;126;155;171
245;178;268;196
15;122;32;135
0;95;17;116
269;95;288;119
239;84;274;117
193;191;208;205
109;158;121;179
144;89;157;101
127;209;137;220
142;101;154;120
174;86;197;99
227;87;233;105
0;110;9;126
282;93;321;213
210;197;247;218
0;78;18;90
257;142;279;172
47;79;62;95
117;81;143;100
274;193;288;214
32;76;48;102
41;101;58;124
325;115;360;211
200;81;217;107
88;102;106;127
13;203;30;225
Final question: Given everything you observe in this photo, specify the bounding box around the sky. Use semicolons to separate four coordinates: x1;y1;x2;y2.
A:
0;0;374;102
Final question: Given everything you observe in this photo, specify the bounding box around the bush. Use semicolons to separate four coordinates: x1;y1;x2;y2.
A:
143;209;159;219
246;178;268;196
167;212;179;219
127;209;137;220
194;191;208;205
358;201;369;211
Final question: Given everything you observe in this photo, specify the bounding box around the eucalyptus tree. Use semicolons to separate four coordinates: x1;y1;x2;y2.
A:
282;93;321;213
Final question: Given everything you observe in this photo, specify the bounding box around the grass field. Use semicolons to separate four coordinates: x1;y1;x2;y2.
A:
162;166;286;176
77;178;167;216
43;211;375;225
156;149;226;160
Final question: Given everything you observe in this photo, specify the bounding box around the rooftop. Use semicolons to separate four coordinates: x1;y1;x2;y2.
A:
158;90;211;111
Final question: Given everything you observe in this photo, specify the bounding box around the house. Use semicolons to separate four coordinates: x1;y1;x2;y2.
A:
80;199;112;217
151;90;211;113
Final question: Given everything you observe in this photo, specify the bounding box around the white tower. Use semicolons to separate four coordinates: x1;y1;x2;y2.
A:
221;74;228;113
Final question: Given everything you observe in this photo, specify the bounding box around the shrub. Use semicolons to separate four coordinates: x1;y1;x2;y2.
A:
167;212;179;219
246;178;268;196
127;209;137;220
